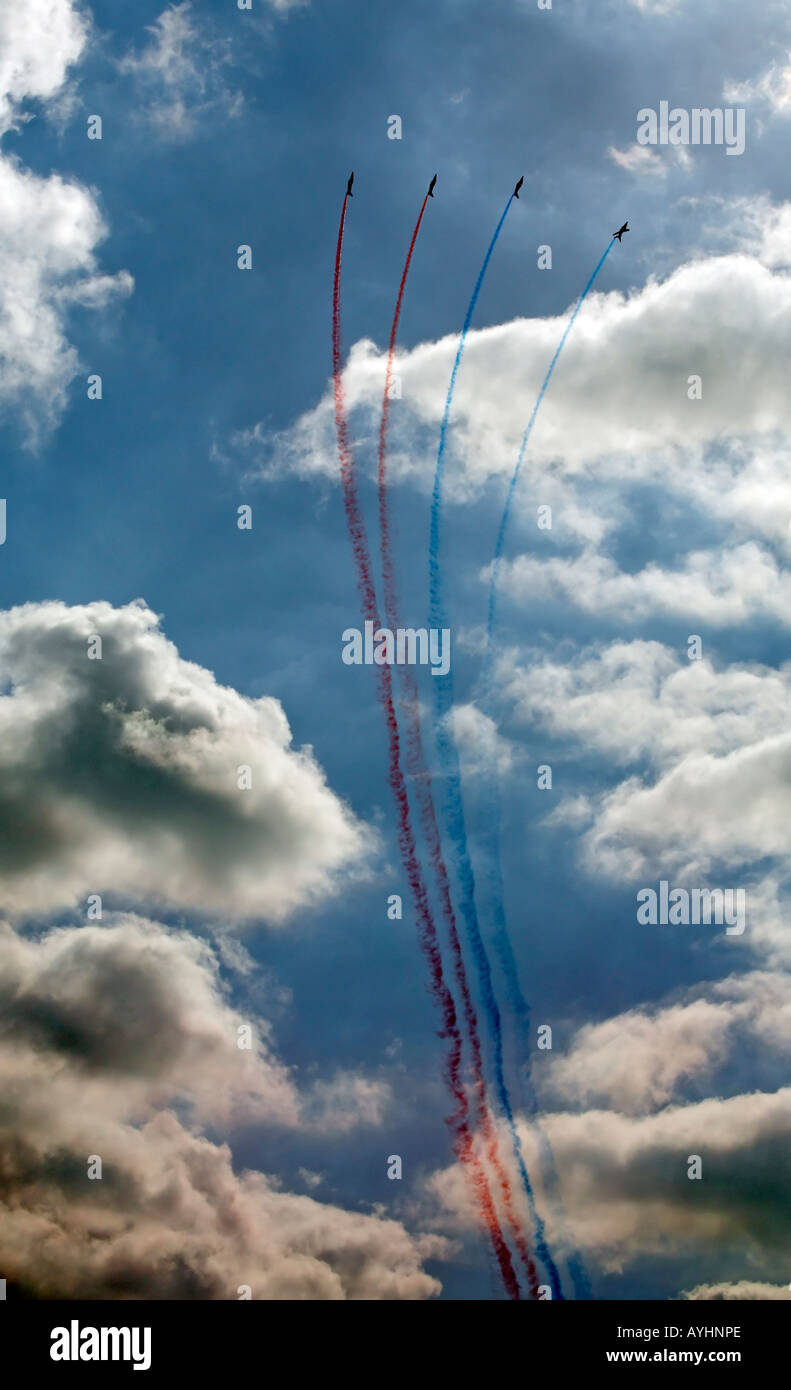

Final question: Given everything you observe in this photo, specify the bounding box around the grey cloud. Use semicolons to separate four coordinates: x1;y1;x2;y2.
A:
542;1091;791;1271
428;1090;791;1277
0;914;441;1299
0;600;375;920
0;914;389;1132
1;1110;447;1300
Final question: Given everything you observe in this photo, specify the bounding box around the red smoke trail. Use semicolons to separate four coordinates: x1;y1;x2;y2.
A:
377;199;539;1298
333;192;520;1301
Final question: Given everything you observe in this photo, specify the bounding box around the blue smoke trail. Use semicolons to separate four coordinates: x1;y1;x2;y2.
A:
428;194;565;1299
429;194;513;579
476;767;592;1299
487;238;614;643
479;239;616;1299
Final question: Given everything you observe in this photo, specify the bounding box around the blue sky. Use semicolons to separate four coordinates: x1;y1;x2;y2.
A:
3;0;791;1301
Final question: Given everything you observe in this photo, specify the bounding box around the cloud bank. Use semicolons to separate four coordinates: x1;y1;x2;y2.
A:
0;914;444;1299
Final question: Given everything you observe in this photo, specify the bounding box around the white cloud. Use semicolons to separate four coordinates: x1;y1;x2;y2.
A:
548;997;734;1115
683;1281;791;1299
301;1072;391;1132
0;600;375;920
679;195;791;272
546;971;791;1114
585;731;791;881
608;143;669;177
449;702;515;777
545;793;593;830
627;0;680;12
496;542;791;628
0;156;132;437
751;201;791;269
725;53;791;116
249;212;791;652
503;640;791;883
739;878;791;972
249;232;791;518
0;913;297;1127
504;643;791;768
120;3;242;140
1;1105;448;1298
0;0;131;439
0;0;88;137
503;641;791;795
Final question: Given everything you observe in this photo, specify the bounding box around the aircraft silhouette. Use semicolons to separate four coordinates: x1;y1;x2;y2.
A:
612;221;629;242
513;176;524;198
428;174;437;197
346;172;354;197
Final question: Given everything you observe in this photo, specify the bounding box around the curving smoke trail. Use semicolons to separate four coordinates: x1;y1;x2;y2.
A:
478;238;617;1300
426;193;565;1298
378;191;539;1296
486;238;615;642
332;189;521;1300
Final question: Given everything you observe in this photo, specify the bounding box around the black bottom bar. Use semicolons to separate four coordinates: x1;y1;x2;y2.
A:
6;1296;780;1380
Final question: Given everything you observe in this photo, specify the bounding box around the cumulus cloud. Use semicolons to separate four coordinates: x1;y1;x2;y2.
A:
0;0;88;137
546;971;791;1114
240;225;791;636
119;3;242;140
0;0;131;438
0;914;391;1134
545;1091;791;1269
0;599;374;920
502;640;791;883
677;195;791;274
2;1109;447;1299
738;879;791;972
246;210;791;666
683;1281;791;1300
0;157;132;436
487;647;791;1276
0;914;299;1128
547;998;733;1116
244;240;791;493
429;1090;791;1275
0;915;444;1299
496;542;791;628
503;642;791;768
585;732;791;881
